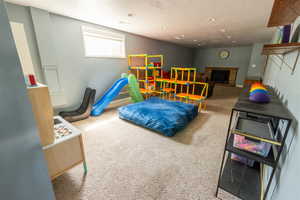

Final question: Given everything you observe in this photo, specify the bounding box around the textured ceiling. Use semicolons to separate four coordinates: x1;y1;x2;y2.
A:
6;0;276;47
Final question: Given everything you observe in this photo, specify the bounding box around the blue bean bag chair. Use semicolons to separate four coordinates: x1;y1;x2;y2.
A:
118;97;198;136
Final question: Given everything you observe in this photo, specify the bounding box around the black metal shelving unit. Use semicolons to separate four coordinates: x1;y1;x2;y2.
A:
216;87;293;200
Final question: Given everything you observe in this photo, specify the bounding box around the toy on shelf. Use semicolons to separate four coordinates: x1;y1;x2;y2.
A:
53;117;74;140
249;82;270;103
233;134;272;157
25;74;37;87
231;153;254;167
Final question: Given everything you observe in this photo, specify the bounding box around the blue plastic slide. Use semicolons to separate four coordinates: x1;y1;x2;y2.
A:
91;78;128;116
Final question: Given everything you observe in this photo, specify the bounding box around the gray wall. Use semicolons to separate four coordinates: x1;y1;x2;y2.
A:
51;14;193;110
263;48;300;200
193;46;253;86
247;43;266;78
0;1;54;199
6;3;45;83
6;3;194;110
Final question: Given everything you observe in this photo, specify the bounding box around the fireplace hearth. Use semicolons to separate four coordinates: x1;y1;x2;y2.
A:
205;67;238;86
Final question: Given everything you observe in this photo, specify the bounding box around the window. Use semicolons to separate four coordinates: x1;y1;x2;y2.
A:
82;26;125;58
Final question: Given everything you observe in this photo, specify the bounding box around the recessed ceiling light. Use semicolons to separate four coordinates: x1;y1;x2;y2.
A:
181;34;185;38
208;18;216;22
227;35;232;39
220;29;226;33
119;21;130;25
193;39;198;42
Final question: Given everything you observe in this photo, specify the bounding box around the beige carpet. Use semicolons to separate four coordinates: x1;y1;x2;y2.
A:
53;86;241;200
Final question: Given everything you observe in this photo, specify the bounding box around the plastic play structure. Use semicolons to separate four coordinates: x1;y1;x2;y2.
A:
90;53;209;117
249;82;270;103
91;74;144;116
128;54;209;111
121;73;144;103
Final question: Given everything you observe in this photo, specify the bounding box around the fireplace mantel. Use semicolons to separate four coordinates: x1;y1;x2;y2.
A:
205;67;238;86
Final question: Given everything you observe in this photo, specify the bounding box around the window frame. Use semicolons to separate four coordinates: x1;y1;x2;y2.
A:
81;26;126;59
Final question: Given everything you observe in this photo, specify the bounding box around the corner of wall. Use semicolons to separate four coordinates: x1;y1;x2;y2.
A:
30;7;66;107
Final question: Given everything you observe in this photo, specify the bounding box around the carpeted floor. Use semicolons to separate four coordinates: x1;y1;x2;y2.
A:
53;86;241;200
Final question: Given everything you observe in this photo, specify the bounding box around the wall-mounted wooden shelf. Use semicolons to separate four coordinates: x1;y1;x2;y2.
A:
262;43;300;74
262;43;300;55
263;0;300;75
268;0;300;27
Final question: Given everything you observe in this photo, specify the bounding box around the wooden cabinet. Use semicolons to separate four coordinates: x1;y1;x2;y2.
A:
27;84;54;146
43;116;87;180
28;86;86;180
43;135;86;180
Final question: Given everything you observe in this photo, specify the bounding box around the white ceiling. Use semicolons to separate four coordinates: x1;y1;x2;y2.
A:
6;0;276;47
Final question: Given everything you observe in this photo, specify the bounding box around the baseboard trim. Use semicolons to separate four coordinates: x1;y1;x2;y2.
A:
108;97;131;108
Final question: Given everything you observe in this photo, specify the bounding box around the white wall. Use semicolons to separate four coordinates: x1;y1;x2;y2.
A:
10;22;36;76
6;3;45;82
50;13;193;110
263;51;300;200
247;43;266;78
263;19;300;199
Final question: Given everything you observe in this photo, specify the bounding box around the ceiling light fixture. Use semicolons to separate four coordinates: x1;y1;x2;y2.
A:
220;29;226;33
175;36;181;40
208;18;216;22
193;39;198;42
227;35;232;39
181;35;185;38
